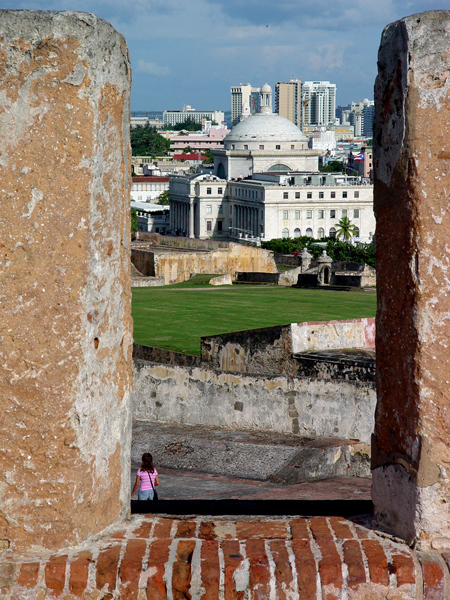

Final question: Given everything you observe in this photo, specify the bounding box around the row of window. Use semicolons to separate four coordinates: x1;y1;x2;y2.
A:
206;205;223;214
282;209;360;220
132;184;167;191
233;188;260;199
281;227;360;239
230;144;296;151
206;187;223;195
206;220;223;232
232;188;361;200
282;190;360;200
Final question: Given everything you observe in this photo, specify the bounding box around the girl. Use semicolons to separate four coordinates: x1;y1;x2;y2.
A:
131;453;159;500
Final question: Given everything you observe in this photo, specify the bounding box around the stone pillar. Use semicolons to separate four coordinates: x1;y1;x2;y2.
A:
372;10;450;549
189;198;195;238
0;10;133;554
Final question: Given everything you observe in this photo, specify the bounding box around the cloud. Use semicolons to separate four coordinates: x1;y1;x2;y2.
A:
136;59;170;77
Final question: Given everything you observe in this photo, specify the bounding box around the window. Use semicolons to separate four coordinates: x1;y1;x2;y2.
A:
329;228;336;238
354;191;359;198
232;144;235;150
342;191;347;198
306;228;313;238
207;205;212;213
342;209;347;218
276;145;281;150
294;228;301;238
330;210;336;219
295;210;300;219
218;205;223;214
318;228;325;239
282;228;289;238
132;184;137;191
354;209;360;218
307;192;312;199
307;210;312;219
318;191;323;199
147;196;151;201
138;195;142;201
218;187;223;194
218;221;223;232
291;145;295;150
331;191;336;199
283;210;289;220
244;145;248;150
283;192;288;199
206;220;212;232
354;227;360;237
259;144;264;150
207;187;212;195
318;210;324;219
295;192;300;199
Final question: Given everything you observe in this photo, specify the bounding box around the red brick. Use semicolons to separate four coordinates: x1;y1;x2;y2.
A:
417;552;446;599
354;525;371;539
236;521;288;539
68;551;92;597
289;519;309;540
270;540;294;600
199;521;216;540
328;517;354;540
133;519;155;539
153;518;174;538
222;540;246;600
119;539;147;600
18;562;40;589
176;520;197;538
361;540;389;586
200;540;220;599
0;562;18;590
392;552;416;587
343;540;366;588
172;540;196;599
96;544;121;599
309;517;334;541
44;554;67;597
291;539;317;600
146;539;171;600
310;520;343;600
110;531;127;540
246;539;270;600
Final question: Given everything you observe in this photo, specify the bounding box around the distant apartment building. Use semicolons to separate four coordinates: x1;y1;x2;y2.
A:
336;99;374;138
163;105;224;128
131;176;170;202
302;81;336;127
165;124;229;155
231;84;260;126
275;79;302;128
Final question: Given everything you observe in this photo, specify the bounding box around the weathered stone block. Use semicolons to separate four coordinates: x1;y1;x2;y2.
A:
373;10;450;548
0;10;132;553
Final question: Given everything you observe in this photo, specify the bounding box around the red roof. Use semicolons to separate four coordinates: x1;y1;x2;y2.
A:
173;153;208;161
132;176;170;182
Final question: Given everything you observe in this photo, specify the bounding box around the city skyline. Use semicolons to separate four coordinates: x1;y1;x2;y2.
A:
4;0;441;111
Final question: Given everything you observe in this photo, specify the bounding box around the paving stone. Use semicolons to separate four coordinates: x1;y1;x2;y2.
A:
291;538;317;600
236;520;288;540
222;539;246;600
172;540;196;599
44;555;67;597
246;539;271;600
68;551;92;597
176;520;197;538
361;539;389;586
146;539;171;600
200;540;220;599
96;544;121;599
119;539;147;600
17;562;40;589
153;518;174;538
343;540;366;588
198;521;217;541
270;540;295;600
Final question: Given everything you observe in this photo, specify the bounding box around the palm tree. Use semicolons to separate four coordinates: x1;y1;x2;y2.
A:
336;216;358;241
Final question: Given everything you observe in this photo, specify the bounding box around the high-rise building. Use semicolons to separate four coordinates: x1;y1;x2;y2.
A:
302;81;336;127
231;84;260;126
275;79;302;128
362;102;374;137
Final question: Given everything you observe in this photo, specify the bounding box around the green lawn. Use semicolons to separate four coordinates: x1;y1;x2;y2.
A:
132;280;377;356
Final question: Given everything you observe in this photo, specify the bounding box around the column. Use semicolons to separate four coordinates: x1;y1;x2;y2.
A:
372;10;450;550
189;198;195;238
0;10;132;553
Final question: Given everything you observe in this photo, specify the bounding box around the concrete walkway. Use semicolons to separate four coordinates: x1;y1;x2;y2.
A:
2;514;447;599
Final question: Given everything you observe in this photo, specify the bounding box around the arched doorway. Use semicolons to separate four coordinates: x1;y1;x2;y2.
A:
323;266;330;284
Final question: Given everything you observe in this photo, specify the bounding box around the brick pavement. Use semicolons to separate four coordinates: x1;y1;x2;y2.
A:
2;514;449;599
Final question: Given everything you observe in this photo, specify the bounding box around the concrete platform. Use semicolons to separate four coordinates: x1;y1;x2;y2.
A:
132;421;371;484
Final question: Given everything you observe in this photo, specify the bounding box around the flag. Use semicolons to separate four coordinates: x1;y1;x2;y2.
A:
354;152;365;161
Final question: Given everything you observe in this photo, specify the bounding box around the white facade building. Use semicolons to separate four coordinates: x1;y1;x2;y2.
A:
231;84;260;126
163;105;224;128
131;176;170;202
302;81;337;127
168;83;374;242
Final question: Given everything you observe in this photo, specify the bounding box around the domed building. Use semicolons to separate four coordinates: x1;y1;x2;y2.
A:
213;84;320;180
168;84;375;243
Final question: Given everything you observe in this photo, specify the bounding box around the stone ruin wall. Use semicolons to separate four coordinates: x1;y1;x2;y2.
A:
0;11;133;553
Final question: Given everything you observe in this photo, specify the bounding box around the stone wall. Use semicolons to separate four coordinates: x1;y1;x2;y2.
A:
132;361;376;444
201;318;375;375
0;11;133;553
131;242;277;284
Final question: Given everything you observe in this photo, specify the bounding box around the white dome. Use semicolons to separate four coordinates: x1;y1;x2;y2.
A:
261;82;272;93
224;112;307;146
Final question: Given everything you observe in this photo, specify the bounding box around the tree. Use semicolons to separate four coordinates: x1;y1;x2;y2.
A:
319;160;344;173
165;117;201;132
183;146;194;154
157;191;170;205
131;208;138;232
201;148;213;164
130;124;171;157
336;217;358;241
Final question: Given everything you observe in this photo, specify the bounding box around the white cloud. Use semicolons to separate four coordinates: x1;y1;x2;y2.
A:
136;59;170;77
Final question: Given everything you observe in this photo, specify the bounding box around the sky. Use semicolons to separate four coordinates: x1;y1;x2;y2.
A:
1;0;446;112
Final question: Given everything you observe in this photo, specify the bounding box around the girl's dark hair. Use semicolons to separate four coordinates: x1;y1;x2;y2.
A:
141;453;154;473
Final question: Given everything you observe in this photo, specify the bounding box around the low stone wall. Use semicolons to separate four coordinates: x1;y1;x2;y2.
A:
133;344;201;367
132;361;376;444
131;276;165;287
291;318;375;353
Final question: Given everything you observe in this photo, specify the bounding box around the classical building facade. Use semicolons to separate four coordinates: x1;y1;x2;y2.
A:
168;84;375;242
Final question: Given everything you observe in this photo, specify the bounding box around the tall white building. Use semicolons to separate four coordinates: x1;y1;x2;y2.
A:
302;81;336;127
231;84;260;126
163;105;224;128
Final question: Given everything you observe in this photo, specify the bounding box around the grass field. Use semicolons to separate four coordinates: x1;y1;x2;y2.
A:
132;278;377;356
